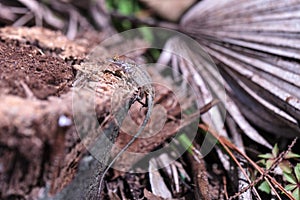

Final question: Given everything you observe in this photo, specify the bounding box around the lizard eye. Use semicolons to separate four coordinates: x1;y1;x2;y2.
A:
112;55;119;61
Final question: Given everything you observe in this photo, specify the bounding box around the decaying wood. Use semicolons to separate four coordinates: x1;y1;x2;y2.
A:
0;27;186;199
0;26;128;199
0;94;76;198
0;69;131;199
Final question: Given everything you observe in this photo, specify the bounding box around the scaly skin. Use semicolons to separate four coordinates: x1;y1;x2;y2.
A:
97;57;154;198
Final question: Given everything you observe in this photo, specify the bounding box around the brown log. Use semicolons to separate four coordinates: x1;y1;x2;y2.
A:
0;26;183;199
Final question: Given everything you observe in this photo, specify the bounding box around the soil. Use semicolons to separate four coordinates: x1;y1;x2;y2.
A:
0;26;101;99
0;27;91;199
0;39;74;99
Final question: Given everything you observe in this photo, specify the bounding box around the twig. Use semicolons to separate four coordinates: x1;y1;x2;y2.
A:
12;12;33;27
199;124;297;200
223;175;229;200
49;0;95;34
17;0;42;26
110;11;179;30
19;80;37;100
90;0;115;34
66;10;78;40
228;138;297;199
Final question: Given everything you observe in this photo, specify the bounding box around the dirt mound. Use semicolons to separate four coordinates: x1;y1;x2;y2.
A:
0;39;74;99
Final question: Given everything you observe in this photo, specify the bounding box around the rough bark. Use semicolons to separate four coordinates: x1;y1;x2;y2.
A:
0;26;183;199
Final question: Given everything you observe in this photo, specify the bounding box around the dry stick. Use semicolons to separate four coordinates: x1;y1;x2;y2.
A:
110;11;179;31
222;135;262;200
12;12;34;26
19;80;37;100
261;138;298;199
66;10;78;40
223;175;229;200
198;124;262;200
49;0;93;30
17;0;42;26
220;133;281;199
228;137;297;200
227;137;297;200
199;124;296;200
182;99;220;123
90;0;115;34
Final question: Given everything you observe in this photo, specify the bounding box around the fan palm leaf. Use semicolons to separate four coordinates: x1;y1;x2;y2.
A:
159;0;300;141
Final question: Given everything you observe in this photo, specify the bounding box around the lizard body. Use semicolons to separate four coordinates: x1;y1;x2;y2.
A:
97;57;154;198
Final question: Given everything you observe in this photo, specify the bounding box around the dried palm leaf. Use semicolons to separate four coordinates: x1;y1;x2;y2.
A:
158;3;300;197
160;0;300;140
158;36;272;149
139;0;196;21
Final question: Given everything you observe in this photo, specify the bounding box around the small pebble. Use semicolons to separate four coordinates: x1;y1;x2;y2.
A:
58;115;72;127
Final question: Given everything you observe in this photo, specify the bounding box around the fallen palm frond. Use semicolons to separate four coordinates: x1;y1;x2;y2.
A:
177;0;300;138
0;0;115;39
156;1;300;198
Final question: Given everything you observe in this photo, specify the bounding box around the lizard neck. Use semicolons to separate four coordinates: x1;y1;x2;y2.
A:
97;94;154;198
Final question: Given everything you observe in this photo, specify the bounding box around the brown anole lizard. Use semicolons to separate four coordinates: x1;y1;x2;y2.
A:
97;56;154;198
